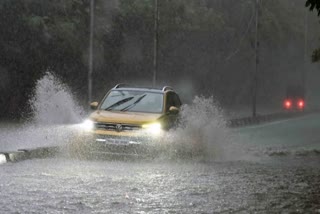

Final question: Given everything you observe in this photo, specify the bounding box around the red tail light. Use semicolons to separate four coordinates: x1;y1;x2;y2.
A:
297;100;305;109
284;99;292;109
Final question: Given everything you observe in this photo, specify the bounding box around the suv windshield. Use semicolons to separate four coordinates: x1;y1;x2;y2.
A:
100;90;164;113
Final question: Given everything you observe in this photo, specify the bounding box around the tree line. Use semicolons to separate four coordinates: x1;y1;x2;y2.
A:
0;0;319;119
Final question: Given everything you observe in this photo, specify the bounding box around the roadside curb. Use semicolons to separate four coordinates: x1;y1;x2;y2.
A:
0;146;60;163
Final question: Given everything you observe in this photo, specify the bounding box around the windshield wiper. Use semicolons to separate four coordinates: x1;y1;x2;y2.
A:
120;94;147;111
104;96;134;110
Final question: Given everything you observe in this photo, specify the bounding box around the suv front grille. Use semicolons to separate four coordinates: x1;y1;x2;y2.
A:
95;122;142;132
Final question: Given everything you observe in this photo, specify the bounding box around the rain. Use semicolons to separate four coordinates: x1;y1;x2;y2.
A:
1;0;320;213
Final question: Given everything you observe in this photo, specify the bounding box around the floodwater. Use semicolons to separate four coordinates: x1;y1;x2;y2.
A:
1;116;320;213
0;156;319;213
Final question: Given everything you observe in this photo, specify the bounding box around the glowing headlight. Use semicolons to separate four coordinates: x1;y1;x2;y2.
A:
0;154;7;164
80;119;95;131
142;123;162;135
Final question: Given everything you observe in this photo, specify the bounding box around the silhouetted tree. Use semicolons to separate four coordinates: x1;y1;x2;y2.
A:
0;0;319;118
306;0;320;62
306;0;320;15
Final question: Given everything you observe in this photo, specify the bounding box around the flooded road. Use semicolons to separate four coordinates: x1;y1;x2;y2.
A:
1;113;320;213
1;157;319;213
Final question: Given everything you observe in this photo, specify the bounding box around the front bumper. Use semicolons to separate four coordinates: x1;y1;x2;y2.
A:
70;131;163;158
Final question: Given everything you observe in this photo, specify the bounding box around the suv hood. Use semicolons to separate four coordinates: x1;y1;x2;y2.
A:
89;110;163;125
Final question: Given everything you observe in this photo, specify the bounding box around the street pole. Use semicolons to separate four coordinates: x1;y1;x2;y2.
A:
153;0;159;87
303;9;308;95
88;0;95;110
252;0;260;117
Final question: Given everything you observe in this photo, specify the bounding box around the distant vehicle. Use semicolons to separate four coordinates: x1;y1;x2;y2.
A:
73;84;182;157
283;85;305;111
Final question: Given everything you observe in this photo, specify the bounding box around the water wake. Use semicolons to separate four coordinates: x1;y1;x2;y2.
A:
162;96;242;161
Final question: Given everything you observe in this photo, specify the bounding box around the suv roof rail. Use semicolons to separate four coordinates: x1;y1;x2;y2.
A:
113;84;173;91
162;86;174;91
113;83;128;89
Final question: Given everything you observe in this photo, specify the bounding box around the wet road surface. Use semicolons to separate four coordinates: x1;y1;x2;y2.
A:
0;156;320;213
1;113;320;213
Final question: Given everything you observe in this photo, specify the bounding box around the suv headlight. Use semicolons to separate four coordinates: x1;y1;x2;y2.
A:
80;119;95;131
142;123;162;135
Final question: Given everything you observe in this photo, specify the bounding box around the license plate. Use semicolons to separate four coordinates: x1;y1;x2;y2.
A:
104;138;129;145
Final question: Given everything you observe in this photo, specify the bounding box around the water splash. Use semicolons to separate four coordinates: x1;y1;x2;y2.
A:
163;96;241;161
29;72;84;125
0;72;84;152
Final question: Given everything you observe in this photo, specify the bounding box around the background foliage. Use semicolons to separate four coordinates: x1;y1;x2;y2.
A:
0;0;320;118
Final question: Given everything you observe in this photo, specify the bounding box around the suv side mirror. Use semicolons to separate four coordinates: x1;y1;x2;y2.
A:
90;102;99;110
169;106;179;114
